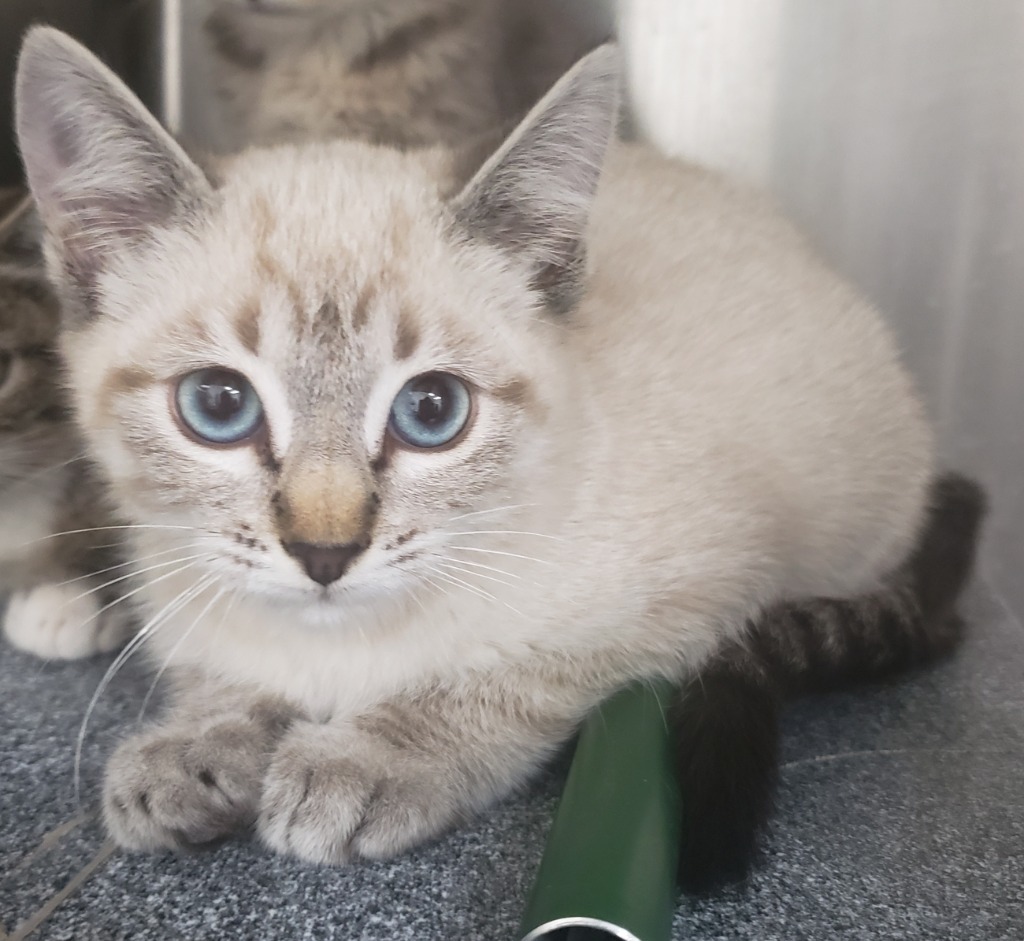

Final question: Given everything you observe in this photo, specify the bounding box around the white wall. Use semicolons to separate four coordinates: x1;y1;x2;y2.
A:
619;0;786;186
618;0;1024;609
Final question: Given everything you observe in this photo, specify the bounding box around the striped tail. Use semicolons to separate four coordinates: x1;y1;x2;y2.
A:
673;471;987;892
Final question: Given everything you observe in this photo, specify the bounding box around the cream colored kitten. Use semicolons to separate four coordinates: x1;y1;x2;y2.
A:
17;30;933;864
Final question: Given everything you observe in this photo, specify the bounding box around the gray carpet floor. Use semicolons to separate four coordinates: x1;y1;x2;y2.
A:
3;579;1021;940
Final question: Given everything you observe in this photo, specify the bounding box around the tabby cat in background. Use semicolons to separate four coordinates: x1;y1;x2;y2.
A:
0;195;131;658
206;0;605;149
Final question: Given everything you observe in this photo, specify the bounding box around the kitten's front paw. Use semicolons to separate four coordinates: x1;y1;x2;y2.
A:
103;721;269;852
259;723;462;865
3;582;132;660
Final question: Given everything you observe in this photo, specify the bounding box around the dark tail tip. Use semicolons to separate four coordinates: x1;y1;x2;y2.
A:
672;657;780;894
909;471;988;621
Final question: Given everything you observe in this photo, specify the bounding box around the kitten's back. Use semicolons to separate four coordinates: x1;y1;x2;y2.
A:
576;145;932;597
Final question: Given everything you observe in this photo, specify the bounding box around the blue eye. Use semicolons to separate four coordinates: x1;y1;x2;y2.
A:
175;368;264;445
389;372;471;449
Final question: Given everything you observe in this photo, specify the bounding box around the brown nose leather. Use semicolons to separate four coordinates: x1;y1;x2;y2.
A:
284;541;364;586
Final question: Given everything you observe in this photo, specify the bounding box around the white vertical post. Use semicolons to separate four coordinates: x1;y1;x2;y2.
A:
618;0;785;188
161;0;183;134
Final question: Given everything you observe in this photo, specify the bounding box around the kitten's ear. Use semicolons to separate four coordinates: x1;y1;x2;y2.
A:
15;27;211;309
451;45;620;314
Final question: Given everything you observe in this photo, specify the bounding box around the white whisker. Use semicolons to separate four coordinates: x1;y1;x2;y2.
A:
73;569;218;803
416;571;450;604
442;503;539;525
440;530;565;542
426;566;497;603
136;583;228;724
50;542;210;589
437;555;524;579
438;554;551;596
432;563;530;620
11;452;90;485
436;559;521;591
447;545;554;566
425;565;528;620
60;552;211;610
13;523;200;551
58;556;212;663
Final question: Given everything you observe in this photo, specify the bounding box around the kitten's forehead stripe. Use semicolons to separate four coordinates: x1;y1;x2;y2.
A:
350;282;376;333
256;247;304;317
312;297;343;344
393;308;421;361
235;299;261;354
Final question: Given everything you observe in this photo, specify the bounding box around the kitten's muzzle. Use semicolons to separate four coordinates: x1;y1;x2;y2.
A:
283;541;364;586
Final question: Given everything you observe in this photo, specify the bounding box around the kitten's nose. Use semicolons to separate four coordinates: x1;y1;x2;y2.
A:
284;541;364;586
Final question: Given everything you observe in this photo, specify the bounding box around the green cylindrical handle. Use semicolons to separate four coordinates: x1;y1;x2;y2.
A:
519;681;682;941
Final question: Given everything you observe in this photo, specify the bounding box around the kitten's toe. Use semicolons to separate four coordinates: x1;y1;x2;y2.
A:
258;723;458;865
347;772;459;862
2;582;126;660
258;724;371;865
103;723;265;852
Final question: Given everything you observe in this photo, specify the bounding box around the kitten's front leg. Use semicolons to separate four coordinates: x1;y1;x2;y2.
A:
103;677;296;851
259;677;585;864
3;580;133;660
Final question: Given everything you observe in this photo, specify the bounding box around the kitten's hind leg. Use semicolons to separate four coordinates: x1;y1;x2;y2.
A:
3;580;133;660
672;651;780;894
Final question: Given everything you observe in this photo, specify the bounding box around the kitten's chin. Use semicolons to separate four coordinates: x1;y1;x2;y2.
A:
241;577;409;631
